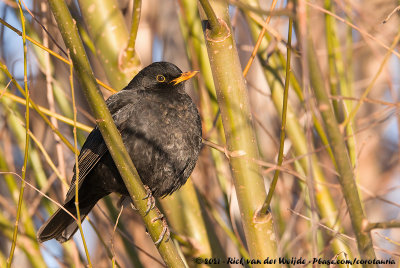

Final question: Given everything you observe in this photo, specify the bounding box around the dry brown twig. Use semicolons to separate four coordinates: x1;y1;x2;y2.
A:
382;5;400;24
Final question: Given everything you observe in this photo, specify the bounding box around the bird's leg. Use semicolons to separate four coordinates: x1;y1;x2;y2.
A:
142;185;156;214
151;207;170;246
141;186;170;245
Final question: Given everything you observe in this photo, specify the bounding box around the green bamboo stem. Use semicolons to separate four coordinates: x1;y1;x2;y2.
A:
240;0;354;264
77;0;140;89
266;56;354;266
22;5;89;147
7;2;30;266
0;150;46;268
47;1;185;266
247;11;336;162
306;34;376;261
199;0;278;264
0;97;62;252
344;2;354;105
324;0;356;166
178;0;233;255
0;211;44;268
198;0;225;38
179;0;230;205
120;0;141;68
151;0;228;260
324;0;340;119
159;3;228;260
13;0;62;248
77;23;96;54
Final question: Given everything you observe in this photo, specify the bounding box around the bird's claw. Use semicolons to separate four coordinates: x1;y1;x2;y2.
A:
143;186;156;215
142;186;170;245
152;213;170;246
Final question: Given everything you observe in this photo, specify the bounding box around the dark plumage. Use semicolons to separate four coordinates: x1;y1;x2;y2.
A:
37;62;202;243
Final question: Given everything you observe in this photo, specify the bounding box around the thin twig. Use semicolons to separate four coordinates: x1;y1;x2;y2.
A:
2;91;92;132
340;29;400;129
21;0;68;56
382;5;400;24
0;17;117;93
229;0;293;17
41;1;66;182
364;221;400;232
329;95;399;107
111;205;124;267
3;112;68;188
243;0;278;77
69;52;92;267
304;0;400;59
0;171;77;220
259;17;293;215
94;204;166;266
0;60;77;153
7;2;29;266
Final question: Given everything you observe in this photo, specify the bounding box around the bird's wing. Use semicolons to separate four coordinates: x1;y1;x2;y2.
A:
106;90;139;114
63;94;138;204
64;127;107;203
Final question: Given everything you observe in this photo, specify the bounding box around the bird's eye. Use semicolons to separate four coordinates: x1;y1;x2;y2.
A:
156;75;166;82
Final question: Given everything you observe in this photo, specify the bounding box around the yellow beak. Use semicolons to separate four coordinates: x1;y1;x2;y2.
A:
170;71;199;85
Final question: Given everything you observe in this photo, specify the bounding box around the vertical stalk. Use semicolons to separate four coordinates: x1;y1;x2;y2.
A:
240;0;355;264
70;55;92;266
199;0;278;264
7;2;29;266
306;35;376;262
77;0;140;89
324;0;356;166
178;4;236;259
120;0;141;67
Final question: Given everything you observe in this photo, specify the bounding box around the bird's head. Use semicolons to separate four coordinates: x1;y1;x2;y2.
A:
127;62;198;91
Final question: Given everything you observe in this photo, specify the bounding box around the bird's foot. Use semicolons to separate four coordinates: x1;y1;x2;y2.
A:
151;211;170;246
143;185;156;215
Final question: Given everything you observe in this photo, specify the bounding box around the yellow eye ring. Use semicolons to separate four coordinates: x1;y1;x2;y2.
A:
156;75;166;82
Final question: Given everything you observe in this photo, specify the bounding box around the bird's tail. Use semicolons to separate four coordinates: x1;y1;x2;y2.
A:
37;196;101;243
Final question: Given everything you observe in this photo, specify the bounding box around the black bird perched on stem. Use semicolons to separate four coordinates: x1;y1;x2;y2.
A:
37;62;202;243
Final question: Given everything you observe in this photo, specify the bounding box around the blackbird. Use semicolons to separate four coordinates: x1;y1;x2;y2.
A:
37;62;202;243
